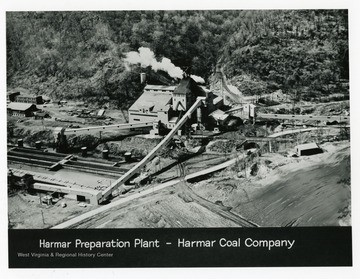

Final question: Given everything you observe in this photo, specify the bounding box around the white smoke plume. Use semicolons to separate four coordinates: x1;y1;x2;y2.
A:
125;47;205;83
190;75;205;84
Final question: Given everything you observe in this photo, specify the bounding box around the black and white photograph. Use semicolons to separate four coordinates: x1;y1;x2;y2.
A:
3;0;357;271
6;9;350;229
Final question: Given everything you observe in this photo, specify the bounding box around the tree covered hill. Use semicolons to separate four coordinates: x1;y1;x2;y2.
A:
6;10;348;108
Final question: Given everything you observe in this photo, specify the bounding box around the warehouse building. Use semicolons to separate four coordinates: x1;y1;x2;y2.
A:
7;103;39;117
15;94;43;104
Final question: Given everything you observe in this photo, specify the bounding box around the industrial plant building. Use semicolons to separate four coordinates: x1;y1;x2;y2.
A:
128;77;222;132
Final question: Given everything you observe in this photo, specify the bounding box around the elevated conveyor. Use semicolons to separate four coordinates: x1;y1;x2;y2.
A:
225;107;350;123
99;97;206;203
213;67;244;104
267;126;350;138
63;121;153;135
256;113;350;123
54;122;153;152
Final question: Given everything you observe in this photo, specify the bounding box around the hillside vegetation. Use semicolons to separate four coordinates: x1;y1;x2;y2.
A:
7;10;348;108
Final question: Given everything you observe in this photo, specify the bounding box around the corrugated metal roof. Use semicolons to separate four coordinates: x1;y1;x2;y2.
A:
144;85;176;91
296;142;319;150
209;109;229;121
129;91;172;112
7;102;37;111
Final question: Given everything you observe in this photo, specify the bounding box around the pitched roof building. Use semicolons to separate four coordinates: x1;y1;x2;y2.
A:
128;77;222;132
15;94;43;104
7;102;38;117
7;91;20;102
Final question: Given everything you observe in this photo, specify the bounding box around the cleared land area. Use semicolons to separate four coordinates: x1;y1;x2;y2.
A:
56;141;350;228
192;141;350;227
8;192;95;229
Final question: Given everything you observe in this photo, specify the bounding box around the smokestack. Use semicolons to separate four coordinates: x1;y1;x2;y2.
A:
216;64;222;73
140;73;146;84
197;107;202;124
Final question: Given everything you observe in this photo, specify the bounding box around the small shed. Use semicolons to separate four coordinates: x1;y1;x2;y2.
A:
209;109;229;125
33;111;51;119
97;109;106;117
296;143;323;156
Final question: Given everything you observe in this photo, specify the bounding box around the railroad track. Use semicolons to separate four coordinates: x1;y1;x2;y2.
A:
7;147;127;177
178;182;258;227
53;153;258;228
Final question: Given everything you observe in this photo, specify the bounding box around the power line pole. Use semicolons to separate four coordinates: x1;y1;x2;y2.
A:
41;210;45;225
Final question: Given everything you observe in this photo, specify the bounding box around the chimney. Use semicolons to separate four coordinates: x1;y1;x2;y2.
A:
140;73;146;84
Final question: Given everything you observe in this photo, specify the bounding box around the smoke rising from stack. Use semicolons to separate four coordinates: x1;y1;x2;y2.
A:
125;47;205;84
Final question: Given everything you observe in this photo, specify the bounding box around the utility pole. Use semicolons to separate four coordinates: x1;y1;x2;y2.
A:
41;210;45;225
243;152;247;179
269;140;272;153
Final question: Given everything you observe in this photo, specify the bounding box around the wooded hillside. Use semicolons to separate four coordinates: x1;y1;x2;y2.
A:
6;10;348;108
